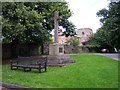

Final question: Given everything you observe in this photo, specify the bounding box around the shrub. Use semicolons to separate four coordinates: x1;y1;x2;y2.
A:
68;37;80;46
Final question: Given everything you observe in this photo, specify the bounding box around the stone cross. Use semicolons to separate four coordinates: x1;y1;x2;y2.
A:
51;11;62;43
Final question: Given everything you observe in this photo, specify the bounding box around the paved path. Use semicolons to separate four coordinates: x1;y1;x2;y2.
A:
98;53;119;61
68;53;119;61
0;82;35;90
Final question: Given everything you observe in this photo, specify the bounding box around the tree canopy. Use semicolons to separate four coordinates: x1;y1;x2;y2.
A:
2;2;76;45
88;1;120;50
2;2;48;45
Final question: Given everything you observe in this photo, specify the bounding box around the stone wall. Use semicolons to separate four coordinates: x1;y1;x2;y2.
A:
2;44;97;60
2;44;41;60
64;45;90;53
43;45;96;54
19;44;40;56
43;44;49;55
2;44;12;59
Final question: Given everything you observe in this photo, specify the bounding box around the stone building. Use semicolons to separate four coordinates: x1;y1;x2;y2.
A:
76;28;93;45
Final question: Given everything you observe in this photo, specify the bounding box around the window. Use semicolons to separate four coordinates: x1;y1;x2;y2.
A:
90;32;92;35
82;32;84;35
59;47;63;53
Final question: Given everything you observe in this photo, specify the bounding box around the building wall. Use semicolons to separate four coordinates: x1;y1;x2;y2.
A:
76;28;93;45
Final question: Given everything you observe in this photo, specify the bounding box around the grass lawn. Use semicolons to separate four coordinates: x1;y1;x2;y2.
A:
2;54;119;88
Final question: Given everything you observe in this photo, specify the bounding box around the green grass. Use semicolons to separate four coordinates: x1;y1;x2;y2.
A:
2;54;119;88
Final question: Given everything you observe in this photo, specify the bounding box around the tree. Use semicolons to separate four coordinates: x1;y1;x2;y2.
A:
2;2;76;56
34;2;76;36
89;1;120;51
2;2;50;44
2;2;51;56
98;1;120;50
88;28;111;48
67;37;80;46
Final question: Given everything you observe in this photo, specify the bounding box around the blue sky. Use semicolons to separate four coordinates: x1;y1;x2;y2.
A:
65;0;109;33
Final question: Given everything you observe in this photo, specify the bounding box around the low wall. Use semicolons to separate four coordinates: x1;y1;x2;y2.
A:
2;44;97;60
2;44;41;60
43;45;97;54
64;45;91;53
2;44;12;60
19;44;40;56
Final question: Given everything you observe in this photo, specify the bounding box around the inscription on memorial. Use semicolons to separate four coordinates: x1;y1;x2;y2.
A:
59;47;63;53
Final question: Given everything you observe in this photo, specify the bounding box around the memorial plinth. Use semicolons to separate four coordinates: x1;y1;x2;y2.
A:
49;43;64;55
47;43;75;66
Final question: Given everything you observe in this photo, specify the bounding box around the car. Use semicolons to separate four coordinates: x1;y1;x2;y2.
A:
101;48;109;53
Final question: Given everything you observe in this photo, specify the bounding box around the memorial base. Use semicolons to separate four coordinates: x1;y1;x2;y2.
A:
48;43;75;67
47;54;75;67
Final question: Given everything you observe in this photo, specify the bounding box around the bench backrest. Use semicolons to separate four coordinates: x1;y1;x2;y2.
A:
37;57;47;66
11;56;47;65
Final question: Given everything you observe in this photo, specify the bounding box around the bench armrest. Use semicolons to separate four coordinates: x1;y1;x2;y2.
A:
10;60;19;64
37;61;47;66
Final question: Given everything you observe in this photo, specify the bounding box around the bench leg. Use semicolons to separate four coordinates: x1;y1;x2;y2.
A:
24;68;31;72
24;68;26;72
45;67;47;72
11;66;18;70
11;65;13;70
29;68;31;71
39;68;41;73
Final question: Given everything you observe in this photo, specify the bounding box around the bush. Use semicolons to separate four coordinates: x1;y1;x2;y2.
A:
81;45;100;52
68;37;80;46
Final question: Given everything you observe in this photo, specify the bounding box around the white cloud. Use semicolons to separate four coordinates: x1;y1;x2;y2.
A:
65;0;109;33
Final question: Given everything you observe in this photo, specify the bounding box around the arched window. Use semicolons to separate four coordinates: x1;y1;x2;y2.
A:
82;32;84;35
90;32;92;35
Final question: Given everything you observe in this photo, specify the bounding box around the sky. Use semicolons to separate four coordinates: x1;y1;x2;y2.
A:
65;0;109;33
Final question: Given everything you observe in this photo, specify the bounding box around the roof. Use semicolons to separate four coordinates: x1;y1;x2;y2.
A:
78;28;93;31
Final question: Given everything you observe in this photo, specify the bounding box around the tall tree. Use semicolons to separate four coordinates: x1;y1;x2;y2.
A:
2;1;76;55
2;2;50;44
89;1;120;51
97;1;120;50
34;2;76;36
2;2;50;56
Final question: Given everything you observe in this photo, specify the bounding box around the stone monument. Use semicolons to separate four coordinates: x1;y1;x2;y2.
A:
47;11;74;66
49;11;64;56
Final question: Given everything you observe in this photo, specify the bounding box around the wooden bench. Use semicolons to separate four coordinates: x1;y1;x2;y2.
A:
10;57;47;73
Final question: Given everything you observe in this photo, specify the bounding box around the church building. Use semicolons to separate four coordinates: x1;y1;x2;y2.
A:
76;28;93;45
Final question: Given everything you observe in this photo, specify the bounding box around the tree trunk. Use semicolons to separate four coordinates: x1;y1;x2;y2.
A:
28;44;32;56
41;44;44;55
11;38;18;58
